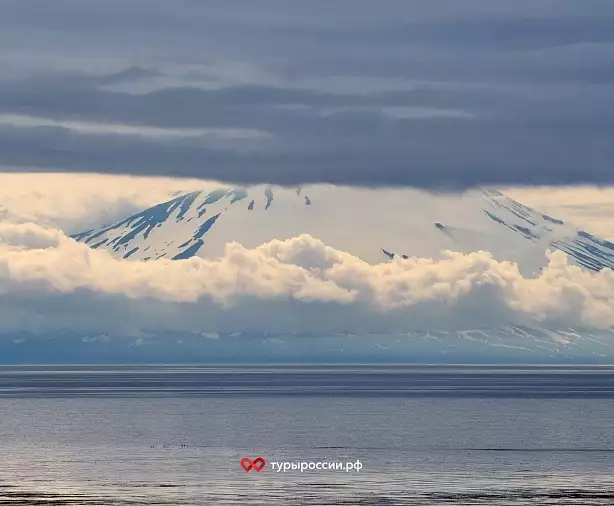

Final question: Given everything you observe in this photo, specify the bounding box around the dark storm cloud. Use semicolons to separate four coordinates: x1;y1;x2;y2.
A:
0;0;613;187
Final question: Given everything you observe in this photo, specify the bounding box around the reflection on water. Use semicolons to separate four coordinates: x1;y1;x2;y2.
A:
2;366;614;504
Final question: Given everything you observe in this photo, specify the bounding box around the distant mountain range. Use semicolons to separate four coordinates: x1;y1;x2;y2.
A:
4;325;614;364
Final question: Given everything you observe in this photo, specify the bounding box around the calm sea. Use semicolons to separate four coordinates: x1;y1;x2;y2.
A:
2;365;614;505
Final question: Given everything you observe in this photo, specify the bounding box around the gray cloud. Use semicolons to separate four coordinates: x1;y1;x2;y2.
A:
0;0;613;187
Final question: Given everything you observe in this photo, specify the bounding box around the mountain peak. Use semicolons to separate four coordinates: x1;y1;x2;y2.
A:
72;186;614;273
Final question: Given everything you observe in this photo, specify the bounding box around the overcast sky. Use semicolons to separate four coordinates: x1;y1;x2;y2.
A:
1;0;613;187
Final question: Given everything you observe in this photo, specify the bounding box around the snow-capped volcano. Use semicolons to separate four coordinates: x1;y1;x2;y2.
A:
12;184;614;364
72;185;614;274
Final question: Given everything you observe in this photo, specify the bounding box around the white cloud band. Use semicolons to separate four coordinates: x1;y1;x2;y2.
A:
1;221;614;335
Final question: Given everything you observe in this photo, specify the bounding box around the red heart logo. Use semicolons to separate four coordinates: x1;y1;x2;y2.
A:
252;457;265;472
240;456;266;472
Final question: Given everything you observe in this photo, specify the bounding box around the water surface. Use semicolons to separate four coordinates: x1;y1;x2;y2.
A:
1;365;614;504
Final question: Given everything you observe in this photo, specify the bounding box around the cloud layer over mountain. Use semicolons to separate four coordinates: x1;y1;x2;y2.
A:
1;0;613;187
2;221;614;337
